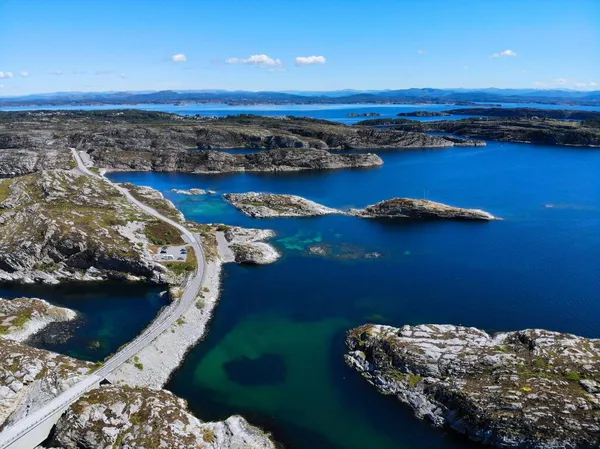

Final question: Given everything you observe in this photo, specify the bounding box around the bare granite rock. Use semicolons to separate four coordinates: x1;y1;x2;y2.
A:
49;386;278;449
0;170;172;284
223;192;340;218
345;323;600;448
0;339;92;429
224;226;280;264
0;297;76;342
350;198;497;220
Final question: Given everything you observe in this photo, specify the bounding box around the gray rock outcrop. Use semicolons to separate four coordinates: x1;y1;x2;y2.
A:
223;192;340;218
346;323;600;448
0;297;76;342
224;227;280;264
49;386;278;449
351;198;497;220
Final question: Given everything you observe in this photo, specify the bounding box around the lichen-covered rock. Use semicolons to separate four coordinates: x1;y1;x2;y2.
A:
0;297;76;342
224;227;280;264
0;339;91;428
345;323;600;448
351;198;497;220
223;192;340;218
0;169;172;284
49;386;277;449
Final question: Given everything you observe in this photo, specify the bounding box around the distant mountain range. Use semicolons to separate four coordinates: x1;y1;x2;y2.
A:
1;88;599;107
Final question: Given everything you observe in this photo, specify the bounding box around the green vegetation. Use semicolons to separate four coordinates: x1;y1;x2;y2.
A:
565;371;582;381
0;179;12;203
144;220;184;246
163;246;198;275
408;373;423;388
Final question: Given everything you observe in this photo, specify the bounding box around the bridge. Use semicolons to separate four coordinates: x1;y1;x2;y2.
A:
0;149;206;449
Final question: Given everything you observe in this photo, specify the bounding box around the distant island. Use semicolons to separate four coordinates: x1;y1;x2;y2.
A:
1;88;599;107
356;109;600;147
347;112;381;117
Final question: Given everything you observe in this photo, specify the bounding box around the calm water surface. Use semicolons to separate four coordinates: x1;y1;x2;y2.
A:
108;140;600;449
3;102;599;124
0;282;166;361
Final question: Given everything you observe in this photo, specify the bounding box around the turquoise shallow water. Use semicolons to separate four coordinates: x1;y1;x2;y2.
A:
108;139;600;449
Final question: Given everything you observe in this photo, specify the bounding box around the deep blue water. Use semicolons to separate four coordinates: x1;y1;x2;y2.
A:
3;102;600;125
107;140;600;449
0;282;166;361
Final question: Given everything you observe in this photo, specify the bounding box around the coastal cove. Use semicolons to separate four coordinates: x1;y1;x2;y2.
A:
107;139;600;449
0;282;166;361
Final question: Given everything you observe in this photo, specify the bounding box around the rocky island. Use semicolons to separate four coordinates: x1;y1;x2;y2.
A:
357;112;600;147
396;111;450;117
350;198;497;220
0;110;489;176
348;112;382;117
345;323;600;448
223;192;340;218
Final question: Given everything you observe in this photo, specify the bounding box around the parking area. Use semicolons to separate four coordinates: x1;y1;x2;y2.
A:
153;244;189;262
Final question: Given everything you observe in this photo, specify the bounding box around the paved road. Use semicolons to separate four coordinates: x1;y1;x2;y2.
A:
0;149;206;448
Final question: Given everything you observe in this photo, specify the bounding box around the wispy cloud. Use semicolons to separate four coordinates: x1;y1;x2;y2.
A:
533;81;548;88
491;49;517;58
573;81;598;90
172;53;186;62
417;49;427;55
226;54;283;69
95;70;115;75
554;78;568;85
0;72;14;79
50;70;64;76
119;73;126;79
295;56;326;66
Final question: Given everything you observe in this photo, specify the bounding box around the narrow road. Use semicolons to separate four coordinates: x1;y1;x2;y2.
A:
0;149;206;448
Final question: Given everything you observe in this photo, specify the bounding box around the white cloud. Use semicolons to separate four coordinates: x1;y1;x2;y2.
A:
491;49;517;58
295;55;327;66
226;54;283;69
50;70;64;76
172;53;186;62
417;49;427;55
95;70;115;75
573;81;598;90
20;71;28;77
554;78;568;85
0;72;14;79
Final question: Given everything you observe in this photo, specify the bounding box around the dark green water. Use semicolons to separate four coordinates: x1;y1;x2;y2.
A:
108;140;600;449
0;282;166;361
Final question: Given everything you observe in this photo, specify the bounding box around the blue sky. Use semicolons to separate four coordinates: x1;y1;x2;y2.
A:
0;0;598;95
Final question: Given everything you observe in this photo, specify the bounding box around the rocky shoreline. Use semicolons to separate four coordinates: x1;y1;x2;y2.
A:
350;198;498;220
0;297;76;343
223;192;498;221
48;386;277;448
346;323;600;448
224;192;340;218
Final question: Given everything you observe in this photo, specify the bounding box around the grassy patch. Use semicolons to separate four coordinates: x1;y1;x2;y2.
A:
565;371;582;381
408;373;423;388
144;220;184;245
163;246;197;275
0;179;12;203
